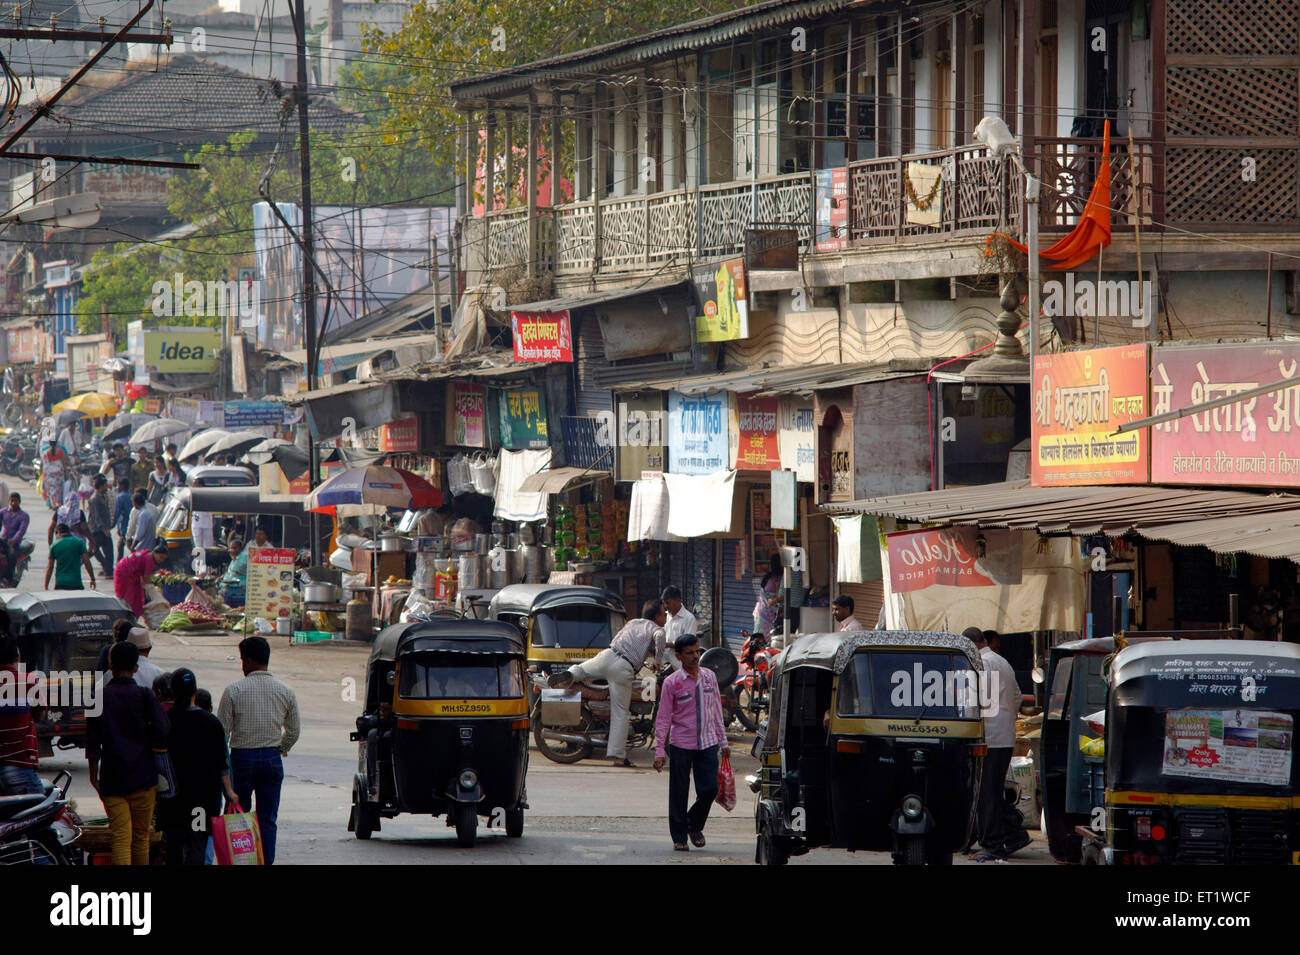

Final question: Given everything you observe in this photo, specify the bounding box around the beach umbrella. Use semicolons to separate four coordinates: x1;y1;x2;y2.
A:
128;417;189;446
178;428;230;462
50;409;88;428
207;429;272;460
102;412;156;444
53;392;119;417
308;465;442;512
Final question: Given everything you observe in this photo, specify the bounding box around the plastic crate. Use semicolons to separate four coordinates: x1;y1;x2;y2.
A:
292;630;335;644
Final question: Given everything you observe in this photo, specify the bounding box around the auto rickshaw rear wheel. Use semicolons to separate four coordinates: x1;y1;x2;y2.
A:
756;823;789;866
455;804;478;848
506;807;524;838
897;837;926;866
352;790;378;840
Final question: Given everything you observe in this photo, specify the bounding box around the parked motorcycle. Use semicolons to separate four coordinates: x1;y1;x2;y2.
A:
0;539;33;587
0;770;83;864
530;667;659;764
734;630;780;732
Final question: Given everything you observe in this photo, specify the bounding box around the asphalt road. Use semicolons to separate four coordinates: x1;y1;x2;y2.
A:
15;475;1054;866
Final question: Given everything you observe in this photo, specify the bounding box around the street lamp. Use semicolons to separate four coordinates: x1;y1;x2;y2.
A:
973;116;1041;374
0;192;101;231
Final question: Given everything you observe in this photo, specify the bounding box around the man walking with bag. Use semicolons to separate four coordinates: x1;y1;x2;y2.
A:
653;634;730;851
218;636;300;864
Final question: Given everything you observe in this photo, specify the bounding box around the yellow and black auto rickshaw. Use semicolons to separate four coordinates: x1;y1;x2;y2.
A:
754;631;986;866
347;618;530;848
1090;639;1300;865
487;583;626;686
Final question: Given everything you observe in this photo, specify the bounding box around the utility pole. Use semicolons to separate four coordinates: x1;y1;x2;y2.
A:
292;0;322;566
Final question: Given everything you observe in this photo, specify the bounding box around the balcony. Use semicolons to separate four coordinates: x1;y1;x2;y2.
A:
477;172;813;277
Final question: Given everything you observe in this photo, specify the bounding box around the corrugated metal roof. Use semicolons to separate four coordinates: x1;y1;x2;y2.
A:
512;277;688;314
278;350;531;404
449;0;871;102
824;480;1300;560
598;360;928;395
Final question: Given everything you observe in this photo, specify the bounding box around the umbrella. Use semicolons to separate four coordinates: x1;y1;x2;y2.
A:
128;417;189;445
267;444;309;482
102;412;156;444
52;392;119;417
178;428;231;462
207;429;272;460
308;465;442;512
50;409;89;428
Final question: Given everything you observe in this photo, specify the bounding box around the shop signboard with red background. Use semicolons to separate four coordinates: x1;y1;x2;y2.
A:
887;527;996;593
378;417;419;452
1150;341;1300;487
246;548;297;620
510;309;573;362
1031;344;1150;486
735;392;781;470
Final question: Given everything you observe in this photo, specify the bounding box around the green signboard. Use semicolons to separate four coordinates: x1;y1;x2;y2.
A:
499;387;549;450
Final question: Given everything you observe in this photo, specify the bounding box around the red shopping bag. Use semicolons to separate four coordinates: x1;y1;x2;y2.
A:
212;804;264;865
717;754;737;812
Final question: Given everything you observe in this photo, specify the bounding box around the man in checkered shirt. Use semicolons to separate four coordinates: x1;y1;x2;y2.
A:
218;636;300;864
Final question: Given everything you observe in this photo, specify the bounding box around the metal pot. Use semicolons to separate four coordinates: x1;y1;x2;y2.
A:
379;534;407;553
303;582;339;604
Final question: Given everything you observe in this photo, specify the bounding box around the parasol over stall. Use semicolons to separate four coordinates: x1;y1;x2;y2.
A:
128;417;190;446
102;412;157;444
52;392;119;417
177;428;231;462
206;429;274;461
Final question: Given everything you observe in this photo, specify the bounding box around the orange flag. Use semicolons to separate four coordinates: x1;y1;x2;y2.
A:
995;120;1112;270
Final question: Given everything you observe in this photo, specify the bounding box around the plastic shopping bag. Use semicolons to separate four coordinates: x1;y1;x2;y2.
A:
717;753;737;812
212;805;264;865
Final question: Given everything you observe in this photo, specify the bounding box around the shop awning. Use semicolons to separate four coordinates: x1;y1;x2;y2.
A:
596;359;931;395
825;480;1300;560
517;466;607;495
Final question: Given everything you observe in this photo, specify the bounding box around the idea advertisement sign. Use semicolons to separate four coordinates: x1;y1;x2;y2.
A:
1150;341;1300;488
1031;344;1150;486
510;309;573;362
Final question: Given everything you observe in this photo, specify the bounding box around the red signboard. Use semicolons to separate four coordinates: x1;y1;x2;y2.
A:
1031;344;1150;486
378;417;419;452
1150;341;1300;487
887;527;996;593
735;392;781;470
510;309;573;362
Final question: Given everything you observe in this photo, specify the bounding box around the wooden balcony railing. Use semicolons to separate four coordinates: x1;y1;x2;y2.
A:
478;172;813;276
1030;136;1156;233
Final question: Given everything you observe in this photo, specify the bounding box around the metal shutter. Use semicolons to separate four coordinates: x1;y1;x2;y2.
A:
838;581;884;629
573;315;612;418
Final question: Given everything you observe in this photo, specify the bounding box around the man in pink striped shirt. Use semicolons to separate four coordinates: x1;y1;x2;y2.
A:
653;633;730;851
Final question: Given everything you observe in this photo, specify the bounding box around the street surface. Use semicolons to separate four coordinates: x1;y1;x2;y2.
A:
15;476;1053;865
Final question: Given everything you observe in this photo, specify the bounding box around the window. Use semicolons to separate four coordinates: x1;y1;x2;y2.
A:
531;606;626;649
837;650;979;719
399;654;524;699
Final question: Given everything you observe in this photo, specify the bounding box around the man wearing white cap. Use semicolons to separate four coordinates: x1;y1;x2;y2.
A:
127;627;165;691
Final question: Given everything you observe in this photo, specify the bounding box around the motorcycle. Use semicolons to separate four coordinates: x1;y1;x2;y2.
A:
0;770;83;864
0;539;33;587
529;667;660;764
733;630;780;732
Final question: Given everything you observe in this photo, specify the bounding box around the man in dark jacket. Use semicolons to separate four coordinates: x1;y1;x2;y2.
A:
161;667;237;865
86;642;169;865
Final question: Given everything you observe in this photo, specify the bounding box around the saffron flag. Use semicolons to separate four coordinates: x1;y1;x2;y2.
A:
996;120;1112;270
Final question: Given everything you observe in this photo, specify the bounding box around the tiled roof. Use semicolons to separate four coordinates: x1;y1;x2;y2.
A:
28;55;360;149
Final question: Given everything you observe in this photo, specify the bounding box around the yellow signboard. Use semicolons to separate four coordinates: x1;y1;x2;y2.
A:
143;329;222;374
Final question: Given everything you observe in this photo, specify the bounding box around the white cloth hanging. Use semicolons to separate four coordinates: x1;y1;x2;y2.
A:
664;471;737;537
627;476;684;542
494;448;551;522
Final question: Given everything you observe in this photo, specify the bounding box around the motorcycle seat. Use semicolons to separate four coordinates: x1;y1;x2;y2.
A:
0;792;47;819
17;541;34;555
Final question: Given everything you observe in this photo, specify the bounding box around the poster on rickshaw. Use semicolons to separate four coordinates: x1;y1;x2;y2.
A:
1162;709;1293;787
246;548;296;621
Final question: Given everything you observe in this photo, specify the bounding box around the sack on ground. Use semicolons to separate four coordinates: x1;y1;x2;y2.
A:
142;599;171;630
212;806;264;865
717;753;737;812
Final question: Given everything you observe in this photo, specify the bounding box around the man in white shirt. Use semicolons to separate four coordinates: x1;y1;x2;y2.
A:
127;627;166;691
964;626;1030;859
660;586;697;671
833;595;864;631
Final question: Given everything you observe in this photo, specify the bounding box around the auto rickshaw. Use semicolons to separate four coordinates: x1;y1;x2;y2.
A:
1;589;136;754
487;583;626;684
1088;639;1300;865
347;618;530;848
753;630;985;866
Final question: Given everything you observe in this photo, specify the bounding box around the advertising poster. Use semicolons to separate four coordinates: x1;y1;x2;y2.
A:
1031;344;1150;486
735;392;781;470
498;388;549;449
1150;341;1300;488
225;400;285;429
378;417;419;452
1162;710;1293;787
614;392;666;483
693;258;749;343
510;309;573;362
887;527;1022;593
446;382;486;447
142;329;222;375
246;548;297;621
667;390;729;474
814;167;848;252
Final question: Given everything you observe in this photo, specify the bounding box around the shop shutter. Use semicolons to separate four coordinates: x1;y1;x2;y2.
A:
573;315;612;419
719;539;759;653
837;581;884;629
665;538;715;644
